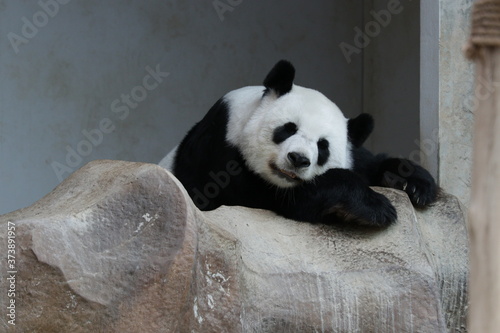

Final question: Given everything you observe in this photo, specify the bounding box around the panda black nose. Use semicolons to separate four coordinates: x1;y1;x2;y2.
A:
288;152;311;168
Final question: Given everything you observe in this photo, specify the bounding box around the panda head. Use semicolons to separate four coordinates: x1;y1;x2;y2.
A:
228;60;373;188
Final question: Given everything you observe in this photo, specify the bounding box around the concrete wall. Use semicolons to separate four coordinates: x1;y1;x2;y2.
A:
437;0;475;206
420;0;439;180
0;0;364;214
420;0;474;207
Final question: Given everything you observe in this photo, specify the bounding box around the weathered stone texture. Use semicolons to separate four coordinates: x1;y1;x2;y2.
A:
438;0;475;207
0;160;468;332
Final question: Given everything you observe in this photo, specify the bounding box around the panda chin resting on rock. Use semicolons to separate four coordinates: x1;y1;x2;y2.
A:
166;60;437;227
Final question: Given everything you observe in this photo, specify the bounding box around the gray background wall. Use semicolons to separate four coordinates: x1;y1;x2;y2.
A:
363;0;420;157
1;0;366;214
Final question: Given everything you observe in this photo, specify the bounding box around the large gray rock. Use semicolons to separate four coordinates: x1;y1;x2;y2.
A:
0;160;468;332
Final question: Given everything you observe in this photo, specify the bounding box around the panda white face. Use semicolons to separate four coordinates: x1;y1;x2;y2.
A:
225;84;352;188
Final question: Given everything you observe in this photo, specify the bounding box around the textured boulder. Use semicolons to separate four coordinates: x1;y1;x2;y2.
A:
0;160;468;332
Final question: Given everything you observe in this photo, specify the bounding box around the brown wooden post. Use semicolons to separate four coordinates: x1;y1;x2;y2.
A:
466;0;500;331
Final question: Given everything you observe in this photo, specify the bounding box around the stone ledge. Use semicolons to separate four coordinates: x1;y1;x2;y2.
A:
0;160;468;332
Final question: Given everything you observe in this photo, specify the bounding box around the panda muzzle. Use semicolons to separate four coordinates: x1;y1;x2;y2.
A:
270;163;303;182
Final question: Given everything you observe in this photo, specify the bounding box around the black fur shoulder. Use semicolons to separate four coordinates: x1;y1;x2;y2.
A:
173;98;272;211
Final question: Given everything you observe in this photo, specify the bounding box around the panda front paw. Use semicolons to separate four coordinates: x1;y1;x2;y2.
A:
323;189;397;228
380;158;438;208
359;189;398;227
402;175;438;207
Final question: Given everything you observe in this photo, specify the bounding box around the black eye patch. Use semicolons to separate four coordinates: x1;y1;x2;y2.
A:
273;122;298;144
317;138;330;166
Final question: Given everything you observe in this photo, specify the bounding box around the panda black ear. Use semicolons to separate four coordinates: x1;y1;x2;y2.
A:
263;60;295;97
348;113;374;148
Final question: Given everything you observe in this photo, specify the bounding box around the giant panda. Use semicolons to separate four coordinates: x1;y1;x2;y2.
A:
166;60;437;227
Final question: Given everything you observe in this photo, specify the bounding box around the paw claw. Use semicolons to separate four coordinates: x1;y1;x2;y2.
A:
404;178;437;208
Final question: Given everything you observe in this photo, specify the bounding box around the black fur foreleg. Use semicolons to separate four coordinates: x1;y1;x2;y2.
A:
277;169;397;227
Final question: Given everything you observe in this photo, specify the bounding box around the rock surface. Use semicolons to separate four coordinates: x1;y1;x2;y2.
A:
0;160;468;332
